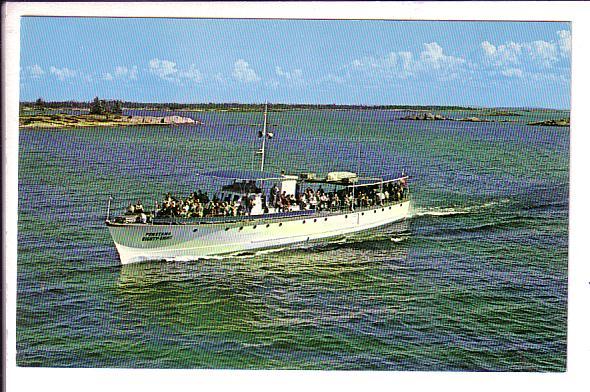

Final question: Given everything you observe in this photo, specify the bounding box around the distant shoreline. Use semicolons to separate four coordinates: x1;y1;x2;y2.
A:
19;107;570;130
20;102;571;113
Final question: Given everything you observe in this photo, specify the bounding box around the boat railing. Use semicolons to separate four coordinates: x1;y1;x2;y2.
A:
111;193;410;226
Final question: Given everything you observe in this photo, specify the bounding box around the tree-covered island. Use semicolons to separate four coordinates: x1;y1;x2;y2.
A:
19;98;569;129
20;97;199;129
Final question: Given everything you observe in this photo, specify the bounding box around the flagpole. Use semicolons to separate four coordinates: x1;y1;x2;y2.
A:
260;101;268;172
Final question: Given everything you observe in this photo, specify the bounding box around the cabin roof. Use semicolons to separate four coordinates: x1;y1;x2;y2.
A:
201;169;408;187
202;169;284;181
346;175;409;188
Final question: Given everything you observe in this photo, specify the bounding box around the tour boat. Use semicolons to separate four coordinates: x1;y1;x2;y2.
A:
106;105;411;265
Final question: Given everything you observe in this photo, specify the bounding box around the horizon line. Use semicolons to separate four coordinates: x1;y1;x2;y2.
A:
19;100;571;111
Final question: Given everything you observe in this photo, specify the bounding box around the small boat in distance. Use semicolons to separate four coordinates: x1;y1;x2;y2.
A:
106;104;411;265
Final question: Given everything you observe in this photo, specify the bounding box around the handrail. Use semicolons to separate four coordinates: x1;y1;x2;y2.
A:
345;175;409;188
126;196;410;226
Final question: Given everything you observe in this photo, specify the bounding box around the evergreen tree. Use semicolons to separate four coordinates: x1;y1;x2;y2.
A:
89;96;105;115
35;98;45;109
111;100;123;115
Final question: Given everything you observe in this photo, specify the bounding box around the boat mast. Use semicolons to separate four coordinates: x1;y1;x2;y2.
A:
260;102;268;172
106;196;112;222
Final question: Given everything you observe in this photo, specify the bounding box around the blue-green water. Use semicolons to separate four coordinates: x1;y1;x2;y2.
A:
17;109;568;370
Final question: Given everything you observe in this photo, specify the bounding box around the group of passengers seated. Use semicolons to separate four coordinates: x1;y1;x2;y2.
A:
155;190;259;218
344;180;408;210
139;179;407;221
268;180;407;213
125;200;149;223
126;200;145;215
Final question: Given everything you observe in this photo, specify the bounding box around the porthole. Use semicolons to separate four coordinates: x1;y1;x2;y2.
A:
253;225;257;229
389;206;392;210
382;208;385;212
302;220;306;224
361;212;364;216
314;219;317;222
193;228;198;232
345;214;348;218
239;226;244;231
266;224;270;228
279;222;283;227
324;218;328;221
224;227;230;231
400;204;402;207
374;210;377;213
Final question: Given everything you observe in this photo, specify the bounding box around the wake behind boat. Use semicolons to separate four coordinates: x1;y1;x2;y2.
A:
106;105;411;264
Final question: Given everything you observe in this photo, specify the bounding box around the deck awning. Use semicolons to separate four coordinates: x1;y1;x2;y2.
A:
201;169;284;181
345;175;409;188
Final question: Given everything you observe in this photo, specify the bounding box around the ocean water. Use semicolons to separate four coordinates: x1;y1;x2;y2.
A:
17;109;568;370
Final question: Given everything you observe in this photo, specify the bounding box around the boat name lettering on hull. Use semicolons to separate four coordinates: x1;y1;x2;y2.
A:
142;232;172;241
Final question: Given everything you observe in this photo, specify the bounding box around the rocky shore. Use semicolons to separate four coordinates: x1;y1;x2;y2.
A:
400;112;448;121
19;114;202;129
399;112;514;123
527;118;570;127
481;111;522;117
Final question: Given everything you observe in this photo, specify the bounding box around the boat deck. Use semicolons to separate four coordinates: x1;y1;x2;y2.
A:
109;198;410;226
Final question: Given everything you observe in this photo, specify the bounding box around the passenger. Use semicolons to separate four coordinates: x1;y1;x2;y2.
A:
250;194;257;213
309;192;318;210
346;194;354;211
289;194;296;209
269;184;279;207
320;193;329;210
282;196;290;212
377;191;385;206
297;194;306;210
243;195;252;216
332;193;340;208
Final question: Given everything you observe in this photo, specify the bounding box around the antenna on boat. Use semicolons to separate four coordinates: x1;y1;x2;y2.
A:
106;196;113;222
258;101;269;172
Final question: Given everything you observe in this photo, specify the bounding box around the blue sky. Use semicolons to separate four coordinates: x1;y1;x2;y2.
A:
19;18;571;108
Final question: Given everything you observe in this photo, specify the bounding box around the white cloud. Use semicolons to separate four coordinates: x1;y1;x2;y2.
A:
397;52;413;71
557;30;571;57
275;66;304;85
49;66;77;81
481;41;522;66
27;64;44;78
350;51;413;80
114;65;138;80
347;43;465;81
232;59;260;83
103;72;114;81
178;64;203;83
149;58;178;81
481;41;496;57
526;40;558;66
352;52;398;70
418;42;466;70
482;30;571;73
214;73;227;84
148;59;202;83
501;68;524;78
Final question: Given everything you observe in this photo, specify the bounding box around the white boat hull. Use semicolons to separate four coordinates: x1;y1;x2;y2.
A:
108;201;410;264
